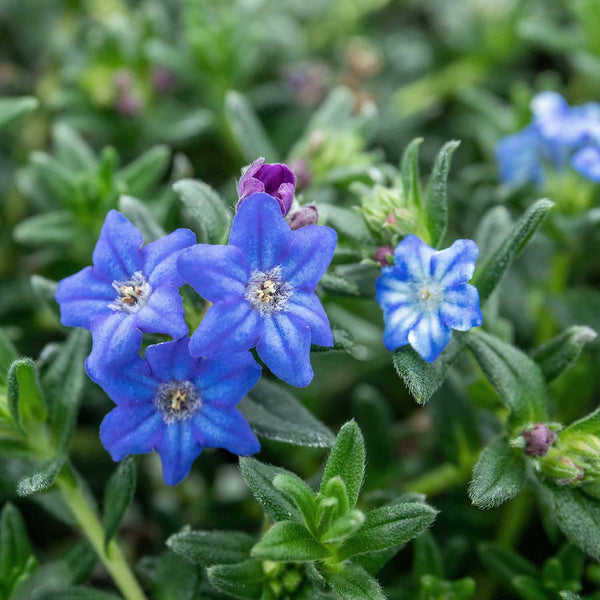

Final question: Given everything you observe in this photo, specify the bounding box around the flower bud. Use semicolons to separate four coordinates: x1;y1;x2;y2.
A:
522;423;555;457
541;449;584;485
288;205;318;230
237;158;296;216
289;158;312;190
374;246;394;266
151;66;176;94
116;94;142;117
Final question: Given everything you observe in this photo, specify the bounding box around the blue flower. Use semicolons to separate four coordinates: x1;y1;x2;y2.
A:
376;235;482;363
178;193;337;388
91;337;261;485
56;210;195;374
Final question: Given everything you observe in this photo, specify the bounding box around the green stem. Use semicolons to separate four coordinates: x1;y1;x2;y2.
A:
403;462;471;496
55;469;147;600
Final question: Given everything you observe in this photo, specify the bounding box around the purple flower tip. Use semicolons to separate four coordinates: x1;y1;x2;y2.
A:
288;205;319;230
374;246;394;266
237;158;296;216
523;423;555;457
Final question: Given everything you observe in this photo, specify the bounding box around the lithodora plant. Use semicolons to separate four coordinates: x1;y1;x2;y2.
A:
167;422;438;600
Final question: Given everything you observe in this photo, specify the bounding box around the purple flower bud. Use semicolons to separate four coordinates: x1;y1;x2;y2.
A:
523;423;555;457
151;66;176;94
374;246;394;266
114;69;134;92
289;158;312;191
116;94;142;117
237;158;296;216
288;205;318;230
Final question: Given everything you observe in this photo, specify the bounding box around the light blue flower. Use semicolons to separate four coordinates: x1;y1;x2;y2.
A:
376;235;482;362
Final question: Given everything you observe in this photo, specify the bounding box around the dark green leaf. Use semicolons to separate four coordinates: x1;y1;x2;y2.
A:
117;145;171;197
17;458;64;497
8;358;47;431
33;588;120;600
30;276;60;322
322;205;374;244
400;137;423;210
14;212;78;246
29;152;78;203
426;140;460;248
0;503;35;590
413;531;444;582
118;195;166;243
477;542;540;582
52;123;96;171
151;550;200;600
251;522;328;562
469;437;525;509
207;559;266;600
319;273;360;296
321;564;385;600
559;592;581;600
273;474;318;533
0;96;38;130
320;510;365;544
0;329;18;386
167;528;254;566
512;576;550;600
103;456;137;548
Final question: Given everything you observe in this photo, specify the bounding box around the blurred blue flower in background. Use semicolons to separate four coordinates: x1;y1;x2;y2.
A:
497;91;600;185
179;192;336;388
56;210;195;375
376;235;482;363
93;337;261;486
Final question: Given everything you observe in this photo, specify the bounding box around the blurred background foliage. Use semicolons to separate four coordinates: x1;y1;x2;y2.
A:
1;0;600;599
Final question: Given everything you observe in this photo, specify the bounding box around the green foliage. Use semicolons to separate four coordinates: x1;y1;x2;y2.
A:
103;456;138;548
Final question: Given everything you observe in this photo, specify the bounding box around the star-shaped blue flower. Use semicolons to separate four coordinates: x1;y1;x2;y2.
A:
91;337;261;485
178;193;337;387
56;210;195;374
376;235;483;363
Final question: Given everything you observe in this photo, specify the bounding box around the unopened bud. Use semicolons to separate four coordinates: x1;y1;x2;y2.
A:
288;205;318;230
289;158;312;190
522;423;555;457
541;450;584;485
374;246;394;266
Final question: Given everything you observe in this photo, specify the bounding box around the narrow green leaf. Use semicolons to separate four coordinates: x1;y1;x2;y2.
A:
29;152;78;203
559;592;581;600
322;476;350;518
322;205;374;244
52;123;96;171
13;211;78;246
477;542;543;582
321;564;385;600
0;329;18;386
167;528;254;566
337;502;437;560
17;457;64;497
305;87;355;133
0;503;34;586
413;531;444;582
473;199;554;303
560;407;600;437
207;558;266;600
320;421;365;509
426;140;460;248
468;437;525;509
532;326;597;383
273;474;318;533
0;96;38;130
466;330;547;428
512;575;551;600
117;144;171;197
400;137;423;211
251;521;328;562
319;272;360;296
241;379;334;448
30;275;60;322
320;510;365;544
33;588;121;600
174;178;232;245
239;458;301;522
151;550;200;600
225;90;278;162
8;358;47;431
118;195;166;243
103;456;137;548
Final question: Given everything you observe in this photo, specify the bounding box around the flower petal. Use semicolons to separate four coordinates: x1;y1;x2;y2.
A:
431;239;479;288
496;126;544;186
100;404;164;461
92;210;144;281
56;266;113;328
381;304;421;352
156;421;203;485
135;285;188;339
195;351;261;407
407;312;452;363
145;337;197;383
440;284;483;331
189;300;261;356
393;235;436;281
256;313;313;387
375;269;413;309
192;405;260;456
142;228;196;287
228;193;293;271
286;290;333;347
281;225;337;290
572;146;600;182
177;244;249;303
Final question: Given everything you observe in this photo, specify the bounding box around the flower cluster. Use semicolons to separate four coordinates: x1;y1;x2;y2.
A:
497;91;600;186
56;160;337;483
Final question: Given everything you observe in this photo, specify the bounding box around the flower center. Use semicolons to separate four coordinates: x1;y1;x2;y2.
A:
109;271;151;314
154;380;201;424
245;266;293;316
416;281;443;310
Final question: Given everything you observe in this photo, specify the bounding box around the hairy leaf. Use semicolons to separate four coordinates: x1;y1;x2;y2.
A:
118;195;166;243
117;145;171;197
207;559;266;600
168;528;254;566
251;521;328;562
103;456;138;548
322;564;385;600
0;96;38;130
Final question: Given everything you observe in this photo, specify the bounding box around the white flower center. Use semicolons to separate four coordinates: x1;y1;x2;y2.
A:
109;271;151;313
416;281;444;311
154;380;201;424
245;266;293;316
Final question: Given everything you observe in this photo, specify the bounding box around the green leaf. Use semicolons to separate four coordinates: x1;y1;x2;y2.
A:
117;145;171;197
393;334;466;404
322;205;374;244
29;152;78;204
42;329;90;455
321;564;385;600
174;178;232;245
532;326;597;383
0;502;36;593
150;550;200;600
560;407;600;437
52;123;96;171
33;588;121;600
559;592;581;600
241;379;335;448
337;502;437;560
320;421;365;509
466;330;547;428
0;96;38;131
225;90;278;162
0;329;18;386
17;457;64;497
400;137;423;210
239;458;301;522
13;211;79;246
468;437;525;509
251;522;328;562
8;358;47;431
118;195;166;243
273;474;318;533
512;576;550;600
320;510;365;544
548;486;600;561
477;543;541;583
305;87;355;133
413;531;444;582
207;559;266;600
167;528;254;566
319;273;360;296
426;140;460;248
103;456;137;548
473;199;554;303
312;327;356;355
30;276;60;322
